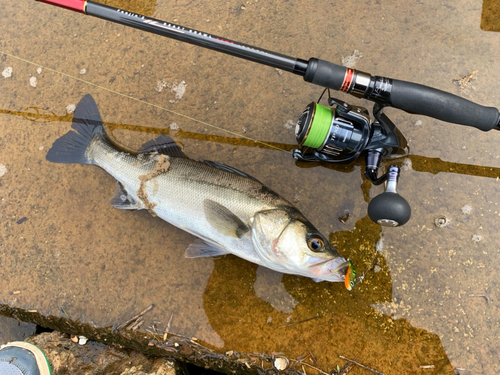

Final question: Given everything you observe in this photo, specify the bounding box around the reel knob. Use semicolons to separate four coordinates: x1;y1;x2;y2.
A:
367;165;411;227
368;191;411;227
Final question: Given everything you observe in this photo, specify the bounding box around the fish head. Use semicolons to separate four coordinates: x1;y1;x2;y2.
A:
250;207;353;284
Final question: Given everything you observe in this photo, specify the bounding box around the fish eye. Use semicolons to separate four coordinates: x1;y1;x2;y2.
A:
307;237;325;252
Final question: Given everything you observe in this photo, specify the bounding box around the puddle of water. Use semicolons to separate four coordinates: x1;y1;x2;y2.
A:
481;0;500;31
0;315;36;345
1;0;500;373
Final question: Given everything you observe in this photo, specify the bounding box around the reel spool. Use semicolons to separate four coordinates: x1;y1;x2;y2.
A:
293;96;411;227
294;100;371;164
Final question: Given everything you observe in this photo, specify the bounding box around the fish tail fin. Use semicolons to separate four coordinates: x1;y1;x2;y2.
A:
46;94;105;164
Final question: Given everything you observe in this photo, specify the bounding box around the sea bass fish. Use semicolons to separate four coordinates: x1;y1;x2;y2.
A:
47;95;356;287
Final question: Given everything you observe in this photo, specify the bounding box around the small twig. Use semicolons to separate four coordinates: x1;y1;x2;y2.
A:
454;363;476;374
335;349;362;375
278;314;321;328
130;318;144;331
419;365;435;369
469;294;491;303
339;355;384;375
338;361;356;375
309;351;319;367
164;311;174;341
116;304;154;330
300;362;330;375
148;324;158;334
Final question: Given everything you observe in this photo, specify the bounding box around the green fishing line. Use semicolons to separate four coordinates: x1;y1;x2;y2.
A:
302;103;332;149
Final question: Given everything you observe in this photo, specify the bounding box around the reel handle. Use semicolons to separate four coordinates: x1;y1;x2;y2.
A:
366;165;411;227
304;58;500;131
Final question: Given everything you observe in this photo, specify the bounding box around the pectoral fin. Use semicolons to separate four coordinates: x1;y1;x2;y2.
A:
203;199;249;238
110;182;142;210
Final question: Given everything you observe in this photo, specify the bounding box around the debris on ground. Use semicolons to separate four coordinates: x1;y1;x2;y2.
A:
434;215;451;228
341;50;363;68
0;163;7;177
283;119;295;132
461;205;472;215
66;104;76;114
401;158;412;171
156;79;187;103
2;67;12;78
452;70;478;91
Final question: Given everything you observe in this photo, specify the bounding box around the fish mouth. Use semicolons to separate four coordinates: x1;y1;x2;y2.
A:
307;257;350;281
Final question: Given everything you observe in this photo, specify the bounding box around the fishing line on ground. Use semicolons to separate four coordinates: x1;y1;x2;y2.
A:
0;50;288;153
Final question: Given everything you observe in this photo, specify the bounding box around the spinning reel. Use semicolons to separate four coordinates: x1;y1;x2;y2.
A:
293;92;411;226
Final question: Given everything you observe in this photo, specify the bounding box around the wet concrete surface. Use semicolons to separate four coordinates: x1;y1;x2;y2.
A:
1;0;500;374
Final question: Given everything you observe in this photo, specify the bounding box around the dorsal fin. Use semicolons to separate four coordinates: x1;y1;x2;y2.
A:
138;135;187;158
202;160;261;183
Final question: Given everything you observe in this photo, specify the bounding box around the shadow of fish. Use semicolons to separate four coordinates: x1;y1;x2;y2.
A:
46;94;355;287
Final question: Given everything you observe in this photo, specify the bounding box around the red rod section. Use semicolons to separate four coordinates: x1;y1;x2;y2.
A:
35;0;86;13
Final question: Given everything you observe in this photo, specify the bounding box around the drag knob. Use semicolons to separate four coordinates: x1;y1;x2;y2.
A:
367;165;411;227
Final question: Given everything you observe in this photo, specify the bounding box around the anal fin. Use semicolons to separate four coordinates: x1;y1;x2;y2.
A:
185;238;230;258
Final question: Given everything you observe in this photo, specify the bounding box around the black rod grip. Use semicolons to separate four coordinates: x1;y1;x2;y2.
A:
303;58;348;91
390;80;500;131
304;58;500;131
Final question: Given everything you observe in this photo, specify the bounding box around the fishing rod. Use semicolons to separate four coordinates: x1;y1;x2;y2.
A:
35;0;500;227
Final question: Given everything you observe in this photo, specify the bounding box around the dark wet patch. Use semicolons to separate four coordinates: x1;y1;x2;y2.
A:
98;0;157;16
481;0;500;31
